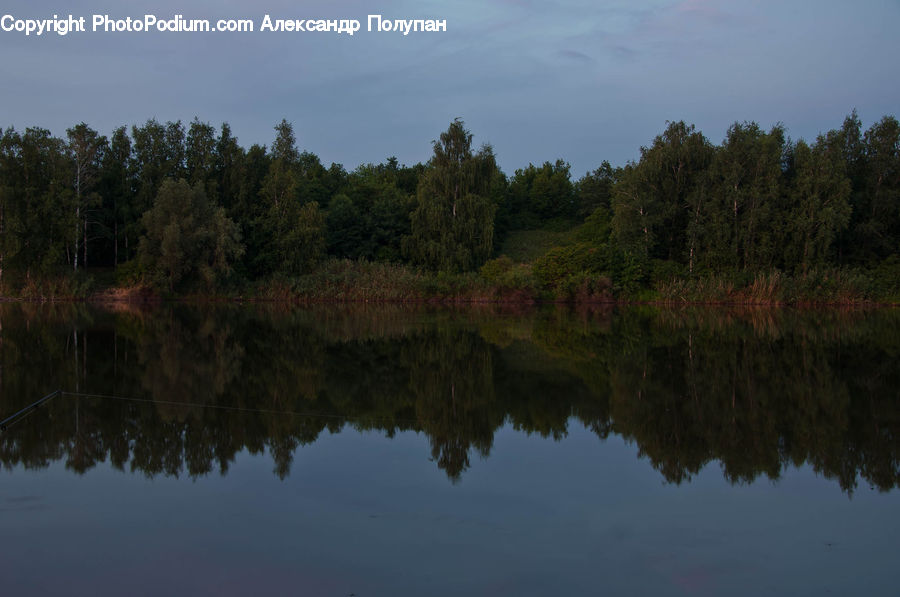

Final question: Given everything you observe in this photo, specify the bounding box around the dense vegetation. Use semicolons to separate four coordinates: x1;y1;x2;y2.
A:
0;112;897;303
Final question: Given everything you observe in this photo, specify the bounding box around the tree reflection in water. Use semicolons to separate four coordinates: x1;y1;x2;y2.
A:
1;303;898;494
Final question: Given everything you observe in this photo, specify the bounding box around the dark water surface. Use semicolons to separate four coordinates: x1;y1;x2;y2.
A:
1;303;898;595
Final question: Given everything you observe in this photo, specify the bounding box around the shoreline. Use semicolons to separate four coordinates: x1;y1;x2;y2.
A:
2;292;896;308
3;259;897;307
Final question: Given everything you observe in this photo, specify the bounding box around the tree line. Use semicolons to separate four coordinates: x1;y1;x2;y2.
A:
0;112;897;298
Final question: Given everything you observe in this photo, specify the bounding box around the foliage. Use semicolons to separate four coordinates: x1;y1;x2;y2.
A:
692;122;787;273
479;256;536;294
138;179;243;291
252;120;327;277
66;122;106;271
784;136;852;273
326;161;416;261
0;112;899;303
0;127;74;279
612;121;714;264
505;159;576;226
404;119;499;272
532;243;604;289
499;226;579;263
866;255;900;301
576;161;619;218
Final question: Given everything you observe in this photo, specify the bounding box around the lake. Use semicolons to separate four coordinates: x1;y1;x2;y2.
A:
1;303;898;595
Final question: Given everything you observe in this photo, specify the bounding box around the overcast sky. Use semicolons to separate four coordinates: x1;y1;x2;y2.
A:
1;0;897;176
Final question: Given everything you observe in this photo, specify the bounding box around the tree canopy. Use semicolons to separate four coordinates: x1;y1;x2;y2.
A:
404;119;500;272
138;179;243;291
0;113;898;300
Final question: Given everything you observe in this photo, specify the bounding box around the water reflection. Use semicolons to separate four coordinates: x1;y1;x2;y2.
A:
1;303;898;493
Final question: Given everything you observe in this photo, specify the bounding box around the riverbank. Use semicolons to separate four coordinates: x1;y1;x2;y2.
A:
2;258;898;306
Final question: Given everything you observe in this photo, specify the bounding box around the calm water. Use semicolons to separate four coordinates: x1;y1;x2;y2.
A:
0;303;898;596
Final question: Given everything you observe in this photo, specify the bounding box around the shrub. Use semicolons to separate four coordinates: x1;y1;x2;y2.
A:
532;243;603;288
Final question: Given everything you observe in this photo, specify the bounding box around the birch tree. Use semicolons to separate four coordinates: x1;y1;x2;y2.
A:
404;119;499;272
66;123;105;270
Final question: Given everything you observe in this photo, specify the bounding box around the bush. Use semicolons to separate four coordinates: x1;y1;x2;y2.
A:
787;268;866;304
867;255;900;302
649;259;687;285
480;256;515;284
532;243;604;288
480;256;537;294
607;250;647;295
17;274;93;300
557;271;613;302
115;259;147;286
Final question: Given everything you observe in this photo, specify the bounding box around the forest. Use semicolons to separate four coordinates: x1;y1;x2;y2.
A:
0;112;898;303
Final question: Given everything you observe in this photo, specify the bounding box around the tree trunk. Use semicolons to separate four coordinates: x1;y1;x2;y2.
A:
74;206;80;271
0;202;4;289
453;183;458;217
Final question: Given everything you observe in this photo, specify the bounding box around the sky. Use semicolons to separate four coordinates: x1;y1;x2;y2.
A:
1;0;898;176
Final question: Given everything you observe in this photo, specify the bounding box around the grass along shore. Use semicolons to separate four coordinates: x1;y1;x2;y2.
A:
2;257;899;306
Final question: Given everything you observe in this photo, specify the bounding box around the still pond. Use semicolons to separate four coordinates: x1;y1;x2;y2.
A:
1;303;898;595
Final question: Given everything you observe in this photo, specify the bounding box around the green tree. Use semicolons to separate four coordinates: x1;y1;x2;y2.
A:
0;127;22;287
253;120;298;275
404;119;499;272
692;122;786;272
531;160;576;219
855;116;900;262
784;136;851;273
612;121;713;267
230;143;270;275
505;160;576;225
129;119;186;262
2;128;74;277
213;123;245;214
254;120;326;276
327;161;415;261
66;123;106;271
98;126;134;268
139;179;243;291
829;111;866;264
295;151;331;207
325;193;361;258
260;120;298;212
576;161;618;219
185;118;217;193
273;200;326;275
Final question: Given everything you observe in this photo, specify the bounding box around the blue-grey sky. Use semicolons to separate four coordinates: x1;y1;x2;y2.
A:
1;0;897;176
